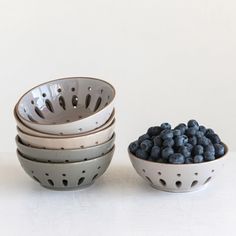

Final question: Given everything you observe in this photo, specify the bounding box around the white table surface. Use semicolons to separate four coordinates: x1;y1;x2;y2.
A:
0;151;235;236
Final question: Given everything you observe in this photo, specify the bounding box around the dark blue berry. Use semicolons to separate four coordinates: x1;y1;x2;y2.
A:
153;136;162;146
163;138;175;147
197;136;211;146
205;128;215;136
185;143;193;152
199;125;207;134
161;147;174;159
150;146;161;159
135;149;149;160
138;134;150;144
161;122;171;130
140;139;153;152
174;123;187;135
195;131;204;138
147;126;162;137
173;129;181;137
204;144;215;155
193;145;204;155
204;151;215;161
169;153;185;164
178;146;191;158
160;129;173;140
186;127;197;137
174;135;188;147
207;133;221;144
185;157;194;164
187;120;199;130
214;143;225;158
129;141;139;154
188;136;197;146
194;155;204;163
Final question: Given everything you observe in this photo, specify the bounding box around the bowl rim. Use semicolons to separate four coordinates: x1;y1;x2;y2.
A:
17;145;115;165
128;143;229;167
15;132;116;152
15;76;116;126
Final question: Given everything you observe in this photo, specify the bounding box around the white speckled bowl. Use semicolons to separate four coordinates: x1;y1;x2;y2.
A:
129;144;228;193
16;77;115;135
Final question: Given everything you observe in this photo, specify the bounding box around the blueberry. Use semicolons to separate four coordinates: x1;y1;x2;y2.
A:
163;138;175;147
185;143;193;152
169;153;185;164
178;146;191;158
186;127;197;137
204;144;215;155
194;155;204;163
197;136;211;146
135;149;149;160
187;119;199;130
161;147;174;159
205;128;215;136
129;141;139;154
188;136;197;146
174;123;187;135
174;135;188;147
185;157;194;164
138;134;150;144
182;135;189;144
153;136;162;146
193;145;204;155
140;139;153;152
204;151;215;161
195;131;204;138
214;143;225;158
199;125;207;134
150;146;161;159
160;129;173;140
147;126;162;137
173;129;181;137
161;122;171;130
206;133;221;144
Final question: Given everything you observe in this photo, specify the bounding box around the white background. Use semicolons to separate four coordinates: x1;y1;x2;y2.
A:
0;1;236;236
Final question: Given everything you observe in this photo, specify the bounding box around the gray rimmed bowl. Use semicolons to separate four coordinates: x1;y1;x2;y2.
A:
129;144;228;193
15;133;115;163
17;146;115;190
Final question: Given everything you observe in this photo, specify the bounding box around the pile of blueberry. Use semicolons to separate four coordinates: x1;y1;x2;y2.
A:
129;120;226;164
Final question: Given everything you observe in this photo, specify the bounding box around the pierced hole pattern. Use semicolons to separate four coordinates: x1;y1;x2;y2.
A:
62;179;68;186
59;96;66;110
159;179;166;186
78;177;85;186
48;179;54;186
176;181;182;188
204;177;212;184
191;180;198;188
45;99;54;113
85;94;91;108
35;107;45;119
145;176;153;184
94;97;102;112
27;114;37;123
92;174;98;181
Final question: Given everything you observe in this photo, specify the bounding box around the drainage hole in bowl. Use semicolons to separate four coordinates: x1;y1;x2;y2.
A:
59;96;66;110
175;181;182;188
191;180;198;188
92;174;98;181
84;158;88;161
72;95;78;108
142;169;146;173
48;179;54;186
32;176;40;183
177;174;181;177
97;166;101;169
85;94;91;108
101;89;103;93
158;172;161;176
194;172;198;176
82;170;86;174
78;128;83;132
94;97;102;112
57;88;62;93
78;177;85;186
66;119;70;122
159;179;166;186
104;102;108;107
45;99;54;113
27;114;37;123
211;169;215;173
71;87;75;92
31;100;34;105
42;93;46;97
61;147;64;150
204;177;212;184
65;160;69;163
80;145;84;148
35;107;45;119
45;173;49;176
95;141;99;145
62;179;68;186
145;176;153;184
62;174;66;177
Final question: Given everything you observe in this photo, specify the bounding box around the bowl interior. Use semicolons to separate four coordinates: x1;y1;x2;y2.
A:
17;77;115;125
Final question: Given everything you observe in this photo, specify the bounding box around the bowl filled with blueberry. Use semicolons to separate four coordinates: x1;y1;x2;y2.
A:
128;120;228;193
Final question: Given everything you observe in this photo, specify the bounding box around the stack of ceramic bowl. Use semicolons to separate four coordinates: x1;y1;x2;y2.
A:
14;77;116;190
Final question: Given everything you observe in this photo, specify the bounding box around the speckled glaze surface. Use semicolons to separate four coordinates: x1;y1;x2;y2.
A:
17;119;115;149
16;133;115;163
16;77;115;135
128;145;228;193
17;146;115;190
14;106;115;138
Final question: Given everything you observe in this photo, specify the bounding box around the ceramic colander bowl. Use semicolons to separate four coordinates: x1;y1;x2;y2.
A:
129;144;228;193
16;133;115;163
16;77;115;135
14;106;115;138
17;146;115;190
17;119;115;150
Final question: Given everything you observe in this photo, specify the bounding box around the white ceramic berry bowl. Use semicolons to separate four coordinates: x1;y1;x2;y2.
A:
17;119;115;150
128;144;228;193
14;106;115;138
17;146;115;190
16;77;115;135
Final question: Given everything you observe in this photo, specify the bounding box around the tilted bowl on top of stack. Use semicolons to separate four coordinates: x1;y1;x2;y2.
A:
14;77;116;190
